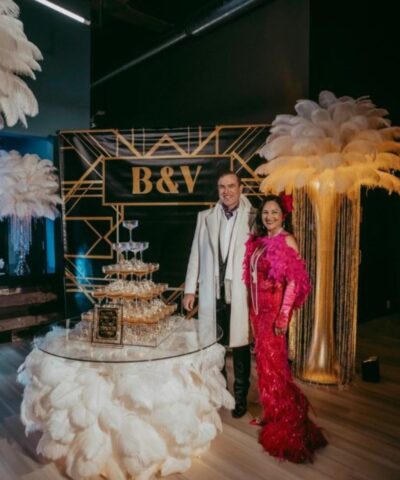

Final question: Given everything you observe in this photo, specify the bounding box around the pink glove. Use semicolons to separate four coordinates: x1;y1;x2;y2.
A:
275;281;297;333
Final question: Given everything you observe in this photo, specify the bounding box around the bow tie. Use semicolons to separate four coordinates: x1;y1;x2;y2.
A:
221;203;238;219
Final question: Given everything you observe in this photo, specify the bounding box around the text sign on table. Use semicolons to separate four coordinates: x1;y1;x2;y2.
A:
92;305;123;346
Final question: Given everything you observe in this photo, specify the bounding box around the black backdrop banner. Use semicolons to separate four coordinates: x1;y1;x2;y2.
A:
104;155;231;205
59;126;268;315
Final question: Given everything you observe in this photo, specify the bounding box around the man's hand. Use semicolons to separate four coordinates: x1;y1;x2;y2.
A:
183;293;196;311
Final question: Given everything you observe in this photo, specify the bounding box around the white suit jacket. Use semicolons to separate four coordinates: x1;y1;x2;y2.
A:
184;195;254;347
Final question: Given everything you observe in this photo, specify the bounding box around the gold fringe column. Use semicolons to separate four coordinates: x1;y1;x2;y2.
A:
291;188;360;385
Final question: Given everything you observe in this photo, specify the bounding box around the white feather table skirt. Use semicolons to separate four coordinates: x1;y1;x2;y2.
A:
17;332;234;480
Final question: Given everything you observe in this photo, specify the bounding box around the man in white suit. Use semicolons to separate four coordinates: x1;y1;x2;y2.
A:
183;171;254;418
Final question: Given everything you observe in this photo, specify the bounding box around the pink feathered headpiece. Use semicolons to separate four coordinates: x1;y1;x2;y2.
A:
279;192;293;217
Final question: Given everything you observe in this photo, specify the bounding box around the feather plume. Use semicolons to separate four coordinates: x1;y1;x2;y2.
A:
38;356;75;387
377;140;400;153
380;126;400;140
316;153;342;170
151;402;199;445
47;409;74;443
294;99;321;119
119;415;167;463
36;432;69;460
104;459;126;480
374;152;400;170
81;375;112;415
0;0;19;16
18;334;233;480
0;0;42;127
319;90;337;108
361;171;400;194
69;403;97;429
192;421;217;448
291;121;325;139
98;402;126;433
257;90;400;197
49;382;82;410
123;462;159;480
294;168;316;188
161;457;192;476
0;151;61;220
115;371;159;410
259;135;294;160
311;107;331;125
66;424;112;479
20;386;40;434
206;409;223;432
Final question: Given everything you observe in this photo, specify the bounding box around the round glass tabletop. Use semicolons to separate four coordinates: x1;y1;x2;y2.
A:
37;317;223;363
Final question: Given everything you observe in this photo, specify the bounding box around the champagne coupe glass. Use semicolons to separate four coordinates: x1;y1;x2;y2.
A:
102;265;112;278
138;241;149;280
123;219;138;242
149;262;159;282
128;241;141;280
112;242;124;263
128;241;141;263
120;242;131;264
112;242;125;279
139;241;149;263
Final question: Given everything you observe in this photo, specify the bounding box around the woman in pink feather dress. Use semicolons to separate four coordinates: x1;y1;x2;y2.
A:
243;194;327;463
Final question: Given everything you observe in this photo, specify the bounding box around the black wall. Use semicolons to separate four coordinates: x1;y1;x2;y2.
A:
93;0;310;127
310;0;400;320
4;0;90;136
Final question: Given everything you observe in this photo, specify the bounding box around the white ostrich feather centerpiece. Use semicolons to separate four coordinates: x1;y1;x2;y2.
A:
0;149;61;274
18;328;234;480
0;150;61;219
257;90;400;197
0;0;42;128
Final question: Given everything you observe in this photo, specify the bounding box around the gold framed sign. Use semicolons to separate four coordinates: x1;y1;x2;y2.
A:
92;305;123;346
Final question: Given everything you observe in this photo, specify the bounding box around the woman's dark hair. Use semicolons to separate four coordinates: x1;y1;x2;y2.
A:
253;194;293;237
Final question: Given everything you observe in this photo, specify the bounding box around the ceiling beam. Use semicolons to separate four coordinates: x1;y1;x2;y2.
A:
92;0;270;88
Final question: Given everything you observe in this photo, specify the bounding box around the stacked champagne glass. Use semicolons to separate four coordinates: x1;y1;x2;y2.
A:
90;220;178;324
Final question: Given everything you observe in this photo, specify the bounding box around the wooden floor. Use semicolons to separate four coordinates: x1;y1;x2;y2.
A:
1;314;399;480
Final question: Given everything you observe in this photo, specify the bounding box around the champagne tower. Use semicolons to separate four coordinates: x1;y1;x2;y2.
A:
77;220;183;346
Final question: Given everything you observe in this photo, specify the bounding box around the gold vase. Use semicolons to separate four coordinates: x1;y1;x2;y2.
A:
300;184;340;384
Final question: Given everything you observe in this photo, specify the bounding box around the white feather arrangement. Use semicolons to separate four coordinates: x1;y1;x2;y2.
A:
0;150;61;220
0;0;42;128
257;90;400;197
17;331;233;480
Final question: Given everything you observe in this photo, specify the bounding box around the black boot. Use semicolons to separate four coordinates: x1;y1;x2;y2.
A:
232;344;251;418
216;296;229;384
221;355;228;383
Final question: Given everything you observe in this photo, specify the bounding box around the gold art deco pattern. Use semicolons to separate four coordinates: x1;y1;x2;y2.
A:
59;126;268;305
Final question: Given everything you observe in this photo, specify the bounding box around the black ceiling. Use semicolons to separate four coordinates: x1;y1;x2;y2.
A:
91;0;223;81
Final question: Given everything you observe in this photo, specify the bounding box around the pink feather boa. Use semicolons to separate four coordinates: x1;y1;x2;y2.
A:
243;232;311;309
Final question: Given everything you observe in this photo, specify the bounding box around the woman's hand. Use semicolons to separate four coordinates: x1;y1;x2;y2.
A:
274;325;287;336
274;280;296;335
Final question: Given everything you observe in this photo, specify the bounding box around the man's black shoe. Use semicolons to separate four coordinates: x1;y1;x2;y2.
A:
232;401;247;418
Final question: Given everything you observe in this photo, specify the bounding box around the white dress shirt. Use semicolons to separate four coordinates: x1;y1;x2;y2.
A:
219;206;238;262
